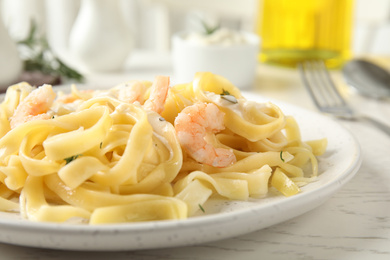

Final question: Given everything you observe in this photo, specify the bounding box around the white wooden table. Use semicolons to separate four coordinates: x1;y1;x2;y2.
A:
1;51;389;260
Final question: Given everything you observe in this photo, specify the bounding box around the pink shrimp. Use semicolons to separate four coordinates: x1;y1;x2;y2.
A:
10;84;56;129
174;102;236;168
117;80;146;104
56;89;93;104
143;76;170;114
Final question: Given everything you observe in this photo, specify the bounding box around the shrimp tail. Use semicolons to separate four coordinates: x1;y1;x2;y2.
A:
144;76;170;114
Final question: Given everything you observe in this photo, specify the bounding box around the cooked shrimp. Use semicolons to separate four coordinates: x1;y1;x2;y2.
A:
143;76;170;114
10;84;56;129
56;88;93;104
117;80;146;104
174;102;236;168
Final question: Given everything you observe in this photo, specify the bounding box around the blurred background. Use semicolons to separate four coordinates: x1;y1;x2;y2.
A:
2;0;390;52
0;0;390;86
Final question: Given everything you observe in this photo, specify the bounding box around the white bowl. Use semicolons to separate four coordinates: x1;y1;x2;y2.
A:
172;30;260;89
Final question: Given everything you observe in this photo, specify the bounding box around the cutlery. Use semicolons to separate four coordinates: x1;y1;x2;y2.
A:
299;60;390;136
342;59;390;98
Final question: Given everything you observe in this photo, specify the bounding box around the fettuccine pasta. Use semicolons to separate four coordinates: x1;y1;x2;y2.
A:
0;72;327;224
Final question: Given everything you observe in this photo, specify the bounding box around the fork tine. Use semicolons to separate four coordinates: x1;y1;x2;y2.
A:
298;62;322;110
301;61;330;106
300;61;390;135
315;60;348;107
299;60;350;113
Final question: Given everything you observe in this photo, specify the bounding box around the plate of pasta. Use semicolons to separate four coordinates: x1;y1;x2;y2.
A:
0;72;361;250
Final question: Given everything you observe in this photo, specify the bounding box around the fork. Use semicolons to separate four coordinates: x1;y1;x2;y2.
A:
299;60;390;136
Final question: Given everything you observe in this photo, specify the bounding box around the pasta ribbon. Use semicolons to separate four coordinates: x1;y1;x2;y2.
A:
0;73;327;223
90;197;187;224
20;176;91;222
43;106;112;161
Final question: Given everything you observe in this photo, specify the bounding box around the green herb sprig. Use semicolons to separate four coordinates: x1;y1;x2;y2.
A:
64;154;82;165
17;20;84;82
200;20;220;35
220;89;238;104
280;151;285;162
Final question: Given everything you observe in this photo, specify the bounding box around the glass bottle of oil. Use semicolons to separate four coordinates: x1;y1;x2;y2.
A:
256;0;354;68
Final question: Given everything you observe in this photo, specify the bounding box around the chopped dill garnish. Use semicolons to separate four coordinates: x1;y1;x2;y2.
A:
221;89;231;96
159;117;166;121
280;151;285;162
220;89;238;104
100;142;103;149
198;204;205;213
64;154;82;165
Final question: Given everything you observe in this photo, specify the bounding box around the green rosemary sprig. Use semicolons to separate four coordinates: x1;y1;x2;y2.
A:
17;20;84;82
201;20;220;35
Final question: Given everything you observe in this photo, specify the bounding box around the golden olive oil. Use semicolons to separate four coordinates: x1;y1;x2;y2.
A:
257;0;354;68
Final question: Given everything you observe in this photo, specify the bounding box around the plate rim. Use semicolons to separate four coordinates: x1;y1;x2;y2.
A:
0;88;362;250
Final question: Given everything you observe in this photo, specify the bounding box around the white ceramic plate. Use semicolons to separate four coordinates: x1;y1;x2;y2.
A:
0;90;361;251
